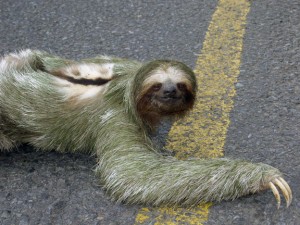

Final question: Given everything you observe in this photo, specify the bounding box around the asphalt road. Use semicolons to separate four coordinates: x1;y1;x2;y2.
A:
208;1;300;224
0;0;299;225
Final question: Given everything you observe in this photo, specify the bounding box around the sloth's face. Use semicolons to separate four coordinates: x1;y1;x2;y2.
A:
149;80;193;113
138;66;196;116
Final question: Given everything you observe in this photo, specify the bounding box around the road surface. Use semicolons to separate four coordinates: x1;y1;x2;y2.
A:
0;0;299;224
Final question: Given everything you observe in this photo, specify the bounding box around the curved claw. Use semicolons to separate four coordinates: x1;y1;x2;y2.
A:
278;177;293;207
269;177;292;209
269;181;280;209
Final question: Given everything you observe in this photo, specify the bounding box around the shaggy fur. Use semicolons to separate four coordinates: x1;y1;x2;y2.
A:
0;50;291;207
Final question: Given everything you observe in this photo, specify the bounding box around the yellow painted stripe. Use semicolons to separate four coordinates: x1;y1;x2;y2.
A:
135;0;251;224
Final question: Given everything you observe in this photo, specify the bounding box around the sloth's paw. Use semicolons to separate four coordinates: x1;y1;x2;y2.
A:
266;177;292;209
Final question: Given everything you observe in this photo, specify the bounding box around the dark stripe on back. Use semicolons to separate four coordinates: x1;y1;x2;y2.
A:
50;70;112;86
62;75;111;85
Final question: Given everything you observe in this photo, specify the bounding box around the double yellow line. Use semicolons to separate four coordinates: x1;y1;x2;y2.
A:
135;0;251;224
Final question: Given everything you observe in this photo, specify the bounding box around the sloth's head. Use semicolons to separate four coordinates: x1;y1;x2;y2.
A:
134;60;197;128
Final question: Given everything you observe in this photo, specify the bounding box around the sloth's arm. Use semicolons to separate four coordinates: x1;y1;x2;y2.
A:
94;114;292;208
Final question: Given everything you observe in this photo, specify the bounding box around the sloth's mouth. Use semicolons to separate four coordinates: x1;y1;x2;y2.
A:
159;96;181;102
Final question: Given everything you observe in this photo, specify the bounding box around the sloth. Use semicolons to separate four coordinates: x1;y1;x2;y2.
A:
0;49;292;208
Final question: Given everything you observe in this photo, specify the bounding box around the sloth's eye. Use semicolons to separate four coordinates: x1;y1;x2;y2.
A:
152;83;162;91
177;83;186;91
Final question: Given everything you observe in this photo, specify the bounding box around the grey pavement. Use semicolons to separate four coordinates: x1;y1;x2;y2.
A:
0;0;299;225
208;1;300;224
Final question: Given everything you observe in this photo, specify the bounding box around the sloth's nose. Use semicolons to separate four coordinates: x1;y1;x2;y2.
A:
163;86;177;97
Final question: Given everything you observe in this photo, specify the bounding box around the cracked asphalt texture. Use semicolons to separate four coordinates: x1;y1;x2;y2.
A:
0;0;299;224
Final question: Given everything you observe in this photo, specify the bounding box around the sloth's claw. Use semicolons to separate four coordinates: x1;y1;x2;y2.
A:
268;177;292;209
269;182;280;209
278;177;292;207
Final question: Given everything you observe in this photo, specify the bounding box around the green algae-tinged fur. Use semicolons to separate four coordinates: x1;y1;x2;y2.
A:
0;50;292;207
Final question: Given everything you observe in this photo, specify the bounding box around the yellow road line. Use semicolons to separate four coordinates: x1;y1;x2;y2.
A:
135;0;251;224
